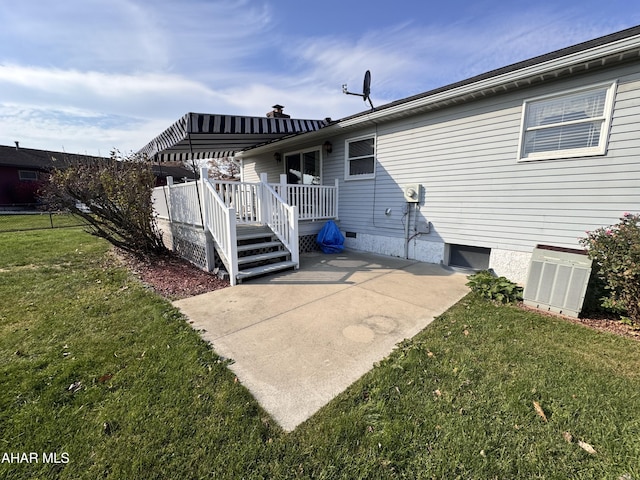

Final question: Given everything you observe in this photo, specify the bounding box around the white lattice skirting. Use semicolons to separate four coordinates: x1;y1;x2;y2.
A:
299;234;320;253
173;237;208;270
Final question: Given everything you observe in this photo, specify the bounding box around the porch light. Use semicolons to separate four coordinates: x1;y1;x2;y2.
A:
323;141;333;154
274;152;282;163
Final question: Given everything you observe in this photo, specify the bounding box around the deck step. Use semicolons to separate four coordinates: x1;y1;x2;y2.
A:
237;240;282;252
237;250;289;265
236;230;275;242
236;260;297;282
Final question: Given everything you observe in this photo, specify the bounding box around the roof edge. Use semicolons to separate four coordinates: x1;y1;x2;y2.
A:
339;25;640;126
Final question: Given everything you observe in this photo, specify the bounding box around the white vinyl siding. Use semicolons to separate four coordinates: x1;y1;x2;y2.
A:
518;82;617;161
345;135;376;180
241;64;640;259
325;64;640;254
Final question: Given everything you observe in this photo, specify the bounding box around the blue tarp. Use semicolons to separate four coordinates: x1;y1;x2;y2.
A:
316;220;345;254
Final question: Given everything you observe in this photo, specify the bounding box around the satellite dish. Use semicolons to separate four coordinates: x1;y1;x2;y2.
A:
342;70;374;110
363;70;371;99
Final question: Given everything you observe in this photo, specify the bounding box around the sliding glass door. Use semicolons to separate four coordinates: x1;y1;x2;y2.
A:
284;149;320;185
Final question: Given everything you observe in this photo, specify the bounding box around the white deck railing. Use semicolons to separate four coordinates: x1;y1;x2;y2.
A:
261;178;299;269
208;177;338;222
275;181;338;221
152;180;203;226
210;180;261;224
152;171;338;284
200;176;238;285
151;186;171;220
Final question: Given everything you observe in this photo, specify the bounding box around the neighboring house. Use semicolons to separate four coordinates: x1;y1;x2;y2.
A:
147;26;640;285
0;144;192;208
151;163;196;186
0;143;74;207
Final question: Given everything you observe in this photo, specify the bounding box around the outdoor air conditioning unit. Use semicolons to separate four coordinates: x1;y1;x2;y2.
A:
404;184;420;203
523;245;593;318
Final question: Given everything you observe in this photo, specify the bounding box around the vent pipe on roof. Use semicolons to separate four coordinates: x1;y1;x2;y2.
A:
266;104;290;118
14;141;19;150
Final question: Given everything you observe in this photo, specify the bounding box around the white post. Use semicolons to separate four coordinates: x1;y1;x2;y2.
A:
205;231;216;272
199;167;209;230
227;208;238;286
278;173;287;205
259;172;269;224
334;178;339;220
290;205;299;269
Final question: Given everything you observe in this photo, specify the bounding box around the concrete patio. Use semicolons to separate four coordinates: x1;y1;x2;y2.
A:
173;250;469;431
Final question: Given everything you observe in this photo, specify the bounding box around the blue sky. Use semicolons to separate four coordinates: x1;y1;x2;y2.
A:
1;0;639;156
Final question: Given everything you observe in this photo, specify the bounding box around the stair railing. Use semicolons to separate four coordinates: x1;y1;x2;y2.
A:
210;180;261;224
200;168;239;285
260;173;299;269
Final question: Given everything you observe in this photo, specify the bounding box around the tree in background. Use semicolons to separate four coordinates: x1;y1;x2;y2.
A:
43;151;166;258
207;156;240;180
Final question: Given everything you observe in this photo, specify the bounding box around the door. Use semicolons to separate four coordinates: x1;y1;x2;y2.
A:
284;149;320;185
284;149;321;215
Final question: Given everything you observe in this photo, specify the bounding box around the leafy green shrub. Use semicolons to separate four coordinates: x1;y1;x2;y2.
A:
580;213;640;324
466;270;523;304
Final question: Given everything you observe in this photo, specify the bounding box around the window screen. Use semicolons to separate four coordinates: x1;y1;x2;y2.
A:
519;83;616;161
346;136;375;179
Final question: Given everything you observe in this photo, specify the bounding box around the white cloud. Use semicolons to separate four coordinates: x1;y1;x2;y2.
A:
283;9;638;113
1;0;638;155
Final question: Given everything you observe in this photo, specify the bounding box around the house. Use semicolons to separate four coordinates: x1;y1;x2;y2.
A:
0;143;66;207
148;26;640;286
0;143;192;209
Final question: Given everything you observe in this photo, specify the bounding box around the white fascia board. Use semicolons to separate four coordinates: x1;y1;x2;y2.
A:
338;35;640;128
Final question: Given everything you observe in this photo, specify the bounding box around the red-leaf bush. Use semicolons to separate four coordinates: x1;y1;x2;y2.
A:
580;213;640;324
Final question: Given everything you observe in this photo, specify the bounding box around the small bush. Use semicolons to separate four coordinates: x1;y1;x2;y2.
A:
466;270;523;304
580;213;640;324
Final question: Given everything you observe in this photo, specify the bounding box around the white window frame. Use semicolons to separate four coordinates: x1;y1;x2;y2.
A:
516;81;617;162
344;134;376;180
18;170;39;181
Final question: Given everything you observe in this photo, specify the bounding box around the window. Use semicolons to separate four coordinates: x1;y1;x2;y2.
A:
18;170;39;181
518;82;617;161
345;135;375;180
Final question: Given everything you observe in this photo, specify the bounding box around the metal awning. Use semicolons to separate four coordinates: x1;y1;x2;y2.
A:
138;112;328;162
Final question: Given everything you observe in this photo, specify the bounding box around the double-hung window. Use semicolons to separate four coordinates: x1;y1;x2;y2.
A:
18;170;39;181
518;82;617;161
345;135;376;180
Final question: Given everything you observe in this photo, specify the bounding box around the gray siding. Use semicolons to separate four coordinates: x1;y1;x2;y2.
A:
330;63;640;253
241;155;284;183
243;62;640;256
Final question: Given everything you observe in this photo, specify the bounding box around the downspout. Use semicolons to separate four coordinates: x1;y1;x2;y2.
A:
404;203;411;259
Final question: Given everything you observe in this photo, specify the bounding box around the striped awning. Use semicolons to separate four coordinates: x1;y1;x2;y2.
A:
139;112;328;162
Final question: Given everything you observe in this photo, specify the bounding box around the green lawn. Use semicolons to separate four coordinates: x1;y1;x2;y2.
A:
0;213;85;233
1;224;639;479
